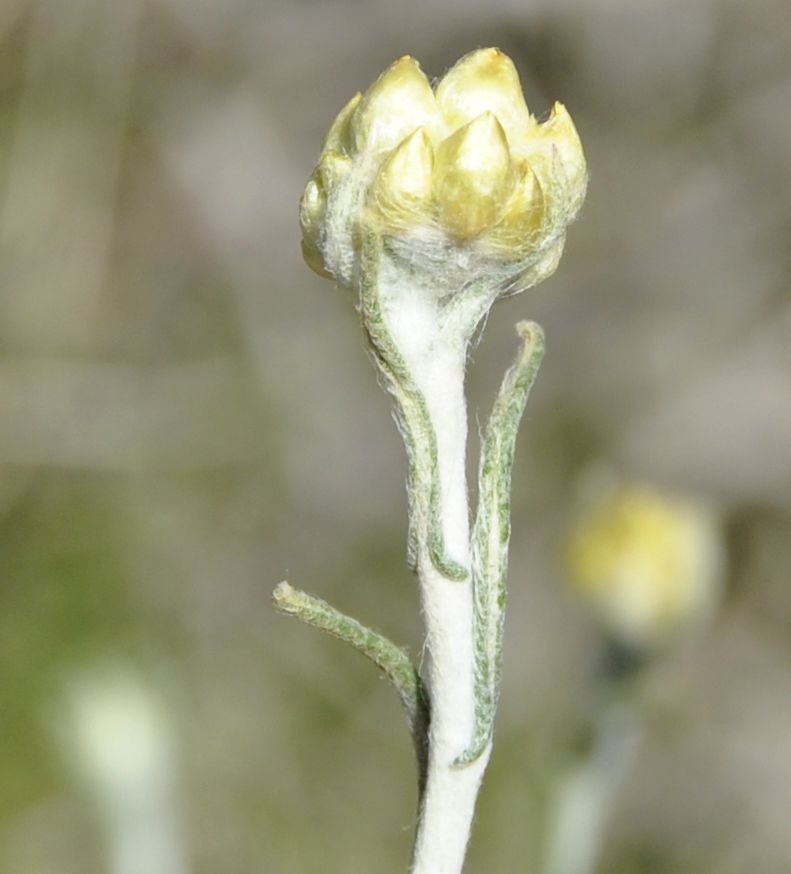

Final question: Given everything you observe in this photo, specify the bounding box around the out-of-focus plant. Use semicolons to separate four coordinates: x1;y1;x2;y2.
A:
567;480;723;651
542;478;724;874
56;668;187;874
275;47;586;874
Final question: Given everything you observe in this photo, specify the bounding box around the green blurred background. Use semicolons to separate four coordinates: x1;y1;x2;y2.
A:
1;0;790;872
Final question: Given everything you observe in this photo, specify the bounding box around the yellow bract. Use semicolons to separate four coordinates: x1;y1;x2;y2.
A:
321;92;361;154
522;102;587;218
370;127;435;230
435;47;532;144
350;56;443;155
298;178;329;277
300;47;587;278
488;162;545;253
434;113;514;239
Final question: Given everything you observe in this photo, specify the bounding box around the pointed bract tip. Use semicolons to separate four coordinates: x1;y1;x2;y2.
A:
434;113;515;239
322;92;362;155
370;126;435;232
436;46;531;144
351;55;441;154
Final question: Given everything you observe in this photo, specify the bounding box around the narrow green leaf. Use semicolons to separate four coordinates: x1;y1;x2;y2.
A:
456;321;545;765
359;231;468;582
273;581;428;777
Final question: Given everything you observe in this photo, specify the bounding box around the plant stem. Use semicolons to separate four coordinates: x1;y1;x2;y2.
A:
404;337;488;874
411;567;491;874
542;705;641;874
346;236;542;871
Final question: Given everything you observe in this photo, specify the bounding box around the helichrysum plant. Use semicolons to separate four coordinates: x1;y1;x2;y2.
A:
540;480;723;874
275;47;586;874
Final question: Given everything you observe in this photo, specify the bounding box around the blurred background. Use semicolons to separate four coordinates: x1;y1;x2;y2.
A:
1;0;789;872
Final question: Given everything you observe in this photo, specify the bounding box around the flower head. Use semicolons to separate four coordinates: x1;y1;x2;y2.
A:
566;482;723;650
300;48;586;294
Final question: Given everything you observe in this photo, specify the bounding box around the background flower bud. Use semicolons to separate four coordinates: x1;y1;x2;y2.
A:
566;482;724;650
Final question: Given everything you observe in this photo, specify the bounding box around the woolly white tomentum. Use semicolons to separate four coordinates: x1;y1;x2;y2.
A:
280;47;586;874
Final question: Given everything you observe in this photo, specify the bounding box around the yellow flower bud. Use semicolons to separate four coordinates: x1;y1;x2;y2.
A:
350;56;443;155
435;47;532;145
299;48;586;290
434;113;514;239
369;127;434;233
567;483;722;649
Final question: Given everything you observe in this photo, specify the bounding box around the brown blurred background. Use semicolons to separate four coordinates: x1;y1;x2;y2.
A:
1;1;789;872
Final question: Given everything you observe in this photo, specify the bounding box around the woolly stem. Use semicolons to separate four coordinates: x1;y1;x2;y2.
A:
408;344;490;874
355;233;544;872
360;235;501;873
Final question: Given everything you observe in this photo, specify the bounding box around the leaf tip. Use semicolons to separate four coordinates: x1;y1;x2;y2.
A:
273;580;297;612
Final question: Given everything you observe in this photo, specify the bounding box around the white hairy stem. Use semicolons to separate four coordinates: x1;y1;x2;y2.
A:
413;349;490;874
384;278;491;874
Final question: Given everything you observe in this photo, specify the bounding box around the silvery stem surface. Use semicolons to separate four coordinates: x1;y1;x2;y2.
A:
411;557;491;874
386;300;489;874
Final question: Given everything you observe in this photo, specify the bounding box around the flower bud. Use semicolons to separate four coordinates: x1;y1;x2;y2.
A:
566;483;723;649
299;48;587;294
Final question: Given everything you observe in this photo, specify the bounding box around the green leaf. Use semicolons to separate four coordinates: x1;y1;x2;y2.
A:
456;321;545;766
273;581;428;778
359;231;468;582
